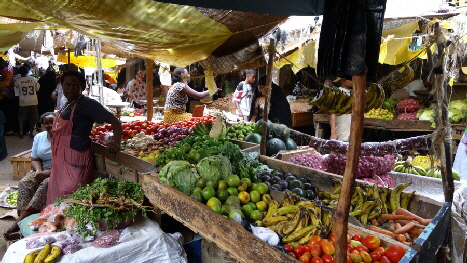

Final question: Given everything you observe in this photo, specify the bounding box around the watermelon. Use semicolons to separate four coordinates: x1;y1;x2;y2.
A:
271;123;290;142
266;138;286;156
285;138;297;150
245;133;261;144
254;119;273;134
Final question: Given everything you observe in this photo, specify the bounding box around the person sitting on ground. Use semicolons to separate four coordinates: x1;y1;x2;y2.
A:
14;66;40;138
3;112;56;240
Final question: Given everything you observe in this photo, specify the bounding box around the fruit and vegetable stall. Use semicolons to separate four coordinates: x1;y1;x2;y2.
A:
80;112;460;263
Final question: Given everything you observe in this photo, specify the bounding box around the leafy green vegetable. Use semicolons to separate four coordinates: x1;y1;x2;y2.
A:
159;160;199;195
449;108;464;123
59;178;147;238
449;100;467;113
417;108;434;121
197;155;232;181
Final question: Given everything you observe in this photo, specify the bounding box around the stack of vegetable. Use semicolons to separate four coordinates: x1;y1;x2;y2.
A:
396;99;419;120
251;119;298;156
226;122;256;140
392;156;460;180
418;99;467;128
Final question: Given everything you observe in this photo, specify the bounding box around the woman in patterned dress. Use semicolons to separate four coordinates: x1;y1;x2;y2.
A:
4;112;56;240
163;67;220;124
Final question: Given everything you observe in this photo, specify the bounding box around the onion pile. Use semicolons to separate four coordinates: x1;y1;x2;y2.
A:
153;125;193;147
287;153;327;171
324;154;396;179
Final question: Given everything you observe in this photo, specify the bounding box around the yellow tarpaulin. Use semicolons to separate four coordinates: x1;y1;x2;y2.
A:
57;54;117;68
0;0;232;67
273;41;318;73
0;22;44;51
379;20;421;65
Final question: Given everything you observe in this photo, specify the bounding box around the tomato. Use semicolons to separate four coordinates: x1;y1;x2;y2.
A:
347;234;352;244
284;244;294;252
134;125;142;132
380;256;392;263
122;123;130;129
302;252;311;259
299;256;310;263
386;244;406;263
304;244;313;253
359;251;372;263
351;249;360;255
122;130;128;136
309;235;322;245
356;246;369;253
134;121;142;127
310;244;322;257
295;245;305;256
128;130;136;138
370;251;382;261
327;232;336;243
361;234;381;250
104;124;113;130
346;256;352;263
320;240;335;256
321;254;335;263
288;252;297;259
311;257;324;263
146;127;152;134
141;123;147;129
352;234;363;242
375;247;386;256
347;244;354;253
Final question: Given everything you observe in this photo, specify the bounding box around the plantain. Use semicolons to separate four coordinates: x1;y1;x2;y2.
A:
329;199;339;209
274;205;298;217
262;216;289;226
44;246;62;263
413;166;426;176
264;200;279;220
307;208;321;226
275;221;289;235
34;244;52;263
297;227;320;244
368;199;383;220
292;212;310;234
23;250;40;263
349;210;363;217
390;182;412;212
338;94;353;115
283;225;321;243
379;187;389;215
280;191;295;207
282;208;303;235
360;201;376;226
400;191;416;209
354;187;366;211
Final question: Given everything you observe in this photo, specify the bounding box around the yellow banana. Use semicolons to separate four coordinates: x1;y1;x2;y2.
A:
390;182;412;212
274;205;298;217
379;187;389;215
44;246;62;263
400;191;416;209
298;227;320;245
275;221;289;235
283;225;320;243
23;250;40;263
264;200;279;220
34;244;52;263
262;216;289;226
282;208;304;235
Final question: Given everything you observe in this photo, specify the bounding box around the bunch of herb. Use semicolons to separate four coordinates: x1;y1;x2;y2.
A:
57;178;148;237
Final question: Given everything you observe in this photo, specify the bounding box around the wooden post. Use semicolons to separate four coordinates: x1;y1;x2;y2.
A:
146;59;154;121
67;49;71;64
335;72;366;263
260;38;275;156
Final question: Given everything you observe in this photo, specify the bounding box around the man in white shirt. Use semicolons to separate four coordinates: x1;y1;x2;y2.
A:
330;76;353;142
232;69;257;121
15;66;40;138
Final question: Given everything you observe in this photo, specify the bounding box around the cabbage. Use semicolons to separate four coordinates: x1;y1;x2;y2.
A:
449;100;467;113
197;155;232;181
449;108;464;123
417;109;434;122
159;160;199;195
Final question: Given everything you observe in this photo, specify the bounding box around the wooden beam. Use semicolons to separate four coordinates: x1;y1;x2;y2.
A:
146;59;154;121
67;49;71;64
260;38;275;155
335;72;366;263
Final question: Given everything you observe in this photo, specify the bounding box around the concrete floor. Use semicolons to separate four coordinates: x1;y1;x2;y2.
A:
0;135;34;259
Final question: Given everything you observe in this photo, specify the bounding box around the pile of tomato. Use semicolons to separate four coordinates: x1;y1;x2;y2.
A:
91;116;217;143
283;232;406;263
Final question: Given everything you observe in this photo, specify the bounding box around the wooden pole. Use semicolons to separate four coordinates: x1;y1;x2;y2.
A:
260;38;275;156
67;49;71;64
335;72;366;263
146;59;154;121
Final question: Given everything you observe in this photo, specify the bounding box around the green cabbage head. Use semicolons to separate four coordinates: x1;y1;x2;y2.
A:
159;160;199;195
197;155;232;181
449;100;467;113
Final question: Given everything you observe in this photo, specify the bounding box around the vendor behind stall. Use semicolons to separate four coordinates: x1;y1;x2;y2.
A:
250;75;292;127
163;67;218;124
47;71;122;205
330;76;353;141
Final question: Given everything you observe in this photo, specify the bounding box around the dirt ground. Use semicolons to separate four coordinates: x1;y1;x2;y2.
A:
0;135;34;259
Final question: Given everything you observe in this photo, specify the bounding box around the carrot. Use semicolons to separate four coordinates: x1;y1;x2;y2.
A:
395;208;431;226
388;220;396;232
408;228;424;235
381;214;415;222
396;233;407;242
369;226;396;239
371;218;379;226
414;223;426;229
402;241;412;246
403;232;411;241
394;221;416;234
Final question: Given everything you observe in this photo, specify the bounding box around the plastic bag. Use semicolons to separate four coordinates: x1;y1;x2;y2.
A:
250;225;279;246
91;229;121;248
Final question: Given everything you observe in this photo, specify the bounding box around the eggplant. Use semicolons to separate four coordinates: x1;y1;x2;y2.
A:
271;184;282;191
273;172;284;179
291;188;305;198
270;176;281;185
304;183;313;190
305;190;317;200
278;180;289;190
284;172;293;178
262;175;271;182
285;175;297;183
264;181;271;188
289;179;304;190
300;177;311;184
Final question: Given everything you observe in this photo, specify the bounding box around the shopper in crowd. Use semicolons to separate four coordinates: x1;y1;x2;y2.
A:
128;70;147;109
221;72;236;96
52;63;78;110
46;71;122;205
15;66;40;138
3;112;55;241
250;75;292;127
163;67;219;124
233;69;257;121
37;68;57;119
330;76;353;141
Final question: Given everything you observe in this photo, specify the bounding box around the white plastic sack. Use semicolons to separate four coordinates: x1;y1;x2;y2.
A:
2;217;187;263
251;225;279;246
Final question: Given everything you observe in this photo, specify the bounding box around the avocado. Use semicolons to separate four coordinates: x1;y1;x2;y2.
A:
289;179;304;190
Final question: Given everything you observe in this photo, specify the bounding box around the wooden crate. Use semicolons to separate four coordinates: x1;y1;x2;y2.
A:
275;148;317;162
228;139;259;153
291;111;313;127
10;149;32;180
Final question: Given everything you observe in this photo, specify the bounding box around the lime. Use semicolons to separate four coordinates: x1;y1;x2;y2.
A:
206;197;222;208
191;192;203;202
226;187;239;196
250;210;263;221
211;205;223;215
218;180;228;191
228;203;241;212
225;195;240;205
192;187;203;194
241;205;254;217
216;189;229;202
251;183;258;191
257;183;269;195
250;190;261;203
238;191;250;205
227;175;241;187
196;178;207;188
246;202;257;210
241;178;252;188
256;201;268;212
237;180;248;192
206;179;218;189
229;209;244;222
201;187;216;201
